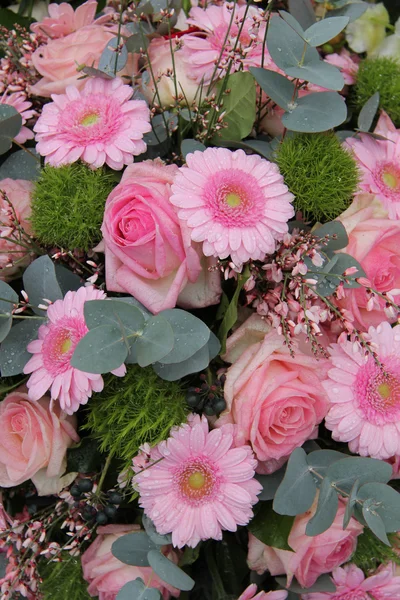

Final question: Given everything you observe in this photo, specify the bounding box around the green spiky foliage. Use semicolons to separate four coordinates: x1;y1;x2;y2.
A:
275;132;360;223
31;163;115;251
352;529;400;573
84;365;188;473
354;57;400;127
39;555;91;600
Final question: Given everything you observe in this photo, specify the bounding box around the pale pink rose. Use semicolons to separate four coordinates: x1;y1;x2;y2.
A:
324;49;359;85
81;524;180;600
0;386;79;493
142;37;200;108
31;0;112;38
337;195;400;329
215;327;329;463
101;159;221;313
247;500;363;589
238;584;288;600
0;178;34;281
30;25;136;97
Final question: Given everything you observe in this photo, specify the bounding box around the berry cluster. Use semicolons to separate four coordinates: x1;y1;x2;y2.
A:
70;478;122;526
186;373;226;416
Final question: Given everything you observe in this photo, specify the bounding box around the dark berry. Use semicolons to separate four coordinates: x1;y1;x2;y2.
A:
204;405;215;416
96;511;108;525
77;478;93;493
213;399;227;414
82;506;96;521
70;484;82;498
186;392;199;407
104;505;118;519
108;492;122;505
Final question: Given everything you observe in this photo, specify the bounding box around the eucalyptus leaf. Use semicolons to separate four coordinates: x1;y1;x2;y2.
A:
71;324;128;373
278;11;305;37
0;319;41;376
54;264;83;295
0;149;41;181
357;482;400;533
212;138;274;160
305;477;338;536
273;448;317;516
285;61;345;91
144;113;169;146
0;280;18;343
307;449;346;475
288;0;316;29
0;105;22;155
362;498;390;545
256;466;286;501
211;72;256;142
142;515;172;546
248;503;294;550
343;479;360;529
153;333;218;381
267;15;319;71
136;315;174;367
23;255;63;316
181;139;206;158
117;579;161;600
325;458;392;495
250;68;295;110
84;300;145;339
112;533;156;567
147;550;195;591
276;574;336;594
358;92;380;132
125;33;149;53
312;221;349;253
330;1;368;23
218;266;250;354
98;36;128;76
158;309;210;364
282;92;347;133
303;16;349;47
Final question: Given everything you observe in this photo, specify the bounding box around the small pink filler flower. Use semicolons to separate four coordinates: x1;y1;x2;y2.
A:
34;77;151;170
133;414;262;548
323;321;400;459
170;148;294;265
23;286;126;415
302;562;400;600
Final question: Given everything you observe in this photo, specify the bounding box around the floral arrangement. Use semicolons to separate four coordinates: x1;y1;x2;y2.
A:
2;0;400;598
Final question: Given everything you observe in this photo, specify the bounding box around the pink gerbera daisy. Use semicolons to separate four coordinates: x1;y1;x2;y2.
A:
31;0;112;39
302;563;400;600
1;91;35;144
323;321;400;459
345;111;400;219
133;414;262;548
23;286;126;415
34;77;151;170
170;148;294;265
239;585;288;600
182;4;277;85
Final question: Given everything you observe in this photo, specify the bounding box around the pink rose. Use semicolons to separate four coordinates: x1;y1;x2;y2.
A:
101;159;221;313
324;49;359;85
142;38;200;109
247;500;363;589
30;25;136;97
81;524;180;600
31;0;113;39
238;584;288;600
215;324;329;464
0;386;79;493
0;178;33;281
337;194;400;329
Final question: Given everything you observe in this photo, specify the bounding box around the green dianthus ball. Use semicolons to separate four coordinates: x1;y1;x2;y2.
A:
84;365;188;473
354;57;400;126
275;132;359;222
31;163;115;251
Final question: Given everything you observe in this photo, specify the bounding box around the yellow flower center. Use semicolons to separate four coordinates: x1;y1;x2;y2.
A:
382;171;398;190
225;192;242;207
60;338;72;354
187;471;206;490
80;113;99;127
378;382;391;399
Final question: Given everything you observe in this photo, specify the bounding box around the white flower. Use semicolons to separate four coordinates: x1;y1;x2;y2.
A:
372;17;400;62
346;3;389;54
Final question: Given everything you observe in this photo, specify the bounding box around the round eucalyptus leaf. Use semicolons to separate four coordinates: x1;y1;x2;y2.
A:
98;36;128;76
158;309;210;364
362;498;390;545
0;149;41;181
112;532;157;567
84;300;145;338
142;514;172;546
71;324;127;373
267;15;319;71
273;448;317;516
116;579;161;600
181;139;206;159
285;61;345;91
358;482;400;533
136;315;174;367
23;255;63;316
282;92;347;133
250;67;295;110
147;550;195;591
0;105;22;154
0;280;18;343
305;477;338;536
303;16;349;47
325;457;392;495
0;318;41;376
358;92;380;132
343;478;360;530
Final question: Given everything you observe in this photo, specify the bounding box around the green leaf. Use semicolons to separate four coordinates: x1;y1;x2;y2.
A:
0;105;22;155
277;574;336;594
273;448;317;516
330;2;368;23
305;477;338;536
0;149;41;181
267;15;319;71
181;139;206;159
248;502;294;550
0;8;34;29
250;68;295;110
23;255;63;316
0;280;18;343
147;550;195;591
54;265;83;295
358;92;380;132
112;533;156;567
211;72;256;142
282;92;347;133
357;482;400;533
153;332;220;381
256;465;286;501
136;314;174;367
84;300;145;337
312;221;349;253
306;449;346;475
117;579;161;600
71;325;128;373
142;515;172;546
362;498;390;546
303;16;349;47
158;309;210;364
125;33;150;53
285;61;345;91
343;479;360;529
217;266;250;354
98;37;128;76
325;457;392;495
0;319;41;376
279;11;306;37
288;0;316;29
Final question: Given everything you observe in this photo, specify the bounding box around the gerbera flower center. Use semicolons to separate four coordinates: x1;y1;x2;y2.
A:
80;112;99;127
374;161;400;199
175;457;218;504
42;316;88;376
225;192;242;207
354;355;400;424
